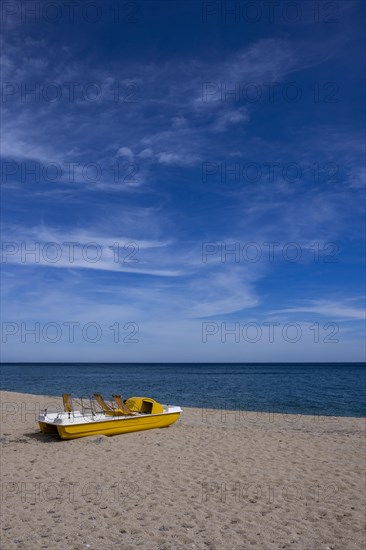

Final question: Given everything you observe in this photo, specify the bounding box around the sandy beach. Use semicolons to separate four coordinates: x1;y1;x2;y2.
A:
0;391;365;550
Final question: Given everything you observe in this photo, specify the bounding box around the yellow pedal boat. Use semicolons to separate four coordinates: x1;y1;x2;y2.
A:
38;395;182;440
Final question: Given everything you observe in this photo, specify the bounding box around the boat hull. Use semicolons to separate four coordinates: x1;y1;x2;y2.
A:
38;411;181;440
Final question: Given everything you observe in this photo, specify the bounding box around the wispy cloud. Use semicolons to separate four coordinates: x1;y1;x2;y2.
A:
274;300;365;321
1;35;345;177
1;1;364;361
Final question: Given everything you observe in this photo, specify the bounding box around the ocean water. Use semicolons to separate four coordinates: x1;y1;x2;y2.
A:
0;363;365;417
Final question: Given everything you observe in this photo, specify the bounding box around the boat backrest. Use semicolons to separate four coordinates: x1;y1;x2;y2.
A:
94;393;128;416
112;395;135;416
62;393;73;413
94;393;114;412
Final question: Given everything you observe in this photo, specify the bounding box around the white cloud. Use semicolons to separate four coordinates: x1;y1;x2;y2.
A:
275;300;365;321
2;225;179;277
116;147;134;160
213;107;249;131
0;36;337;181
138;148;153;159
157;151;201;166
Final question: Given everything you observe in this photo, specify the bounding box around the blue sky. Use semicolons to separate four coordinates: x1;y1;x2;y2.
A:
1;0;365;362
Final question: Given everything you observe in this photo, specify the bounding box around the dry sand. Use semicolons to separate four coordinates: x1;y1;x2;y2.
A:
0;391;365;550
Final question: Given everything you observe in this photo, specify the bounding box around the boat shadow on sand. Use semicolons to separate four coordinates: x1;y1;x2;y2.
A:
23;431;121;443
24;431;63;443
0;432;62;445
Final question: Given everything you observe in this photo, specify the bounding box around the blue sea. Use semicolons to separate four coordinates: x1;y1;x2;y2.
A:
0;363;365;417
